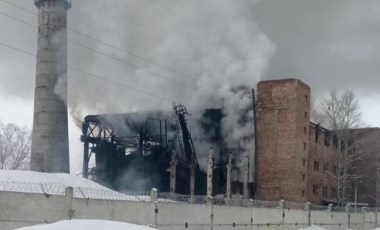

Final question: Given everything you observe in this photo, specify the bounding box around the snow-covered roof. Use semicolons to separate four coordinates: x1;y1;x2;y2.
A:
0;170;152;201
0;170;109;190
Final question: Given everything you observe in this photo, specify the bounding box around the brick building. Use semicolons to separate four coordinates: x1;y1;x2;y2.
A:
256;79;338;204
308;123;338;204
348;128;380;207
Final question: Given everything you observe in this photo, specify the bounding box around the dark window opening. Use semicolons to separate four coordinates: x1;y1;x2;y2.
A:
323;164;329;172
324;132;330;147
323;187;327;197
315;129;319;143
313;185;319;196
333;136;338;148
314;161;319;171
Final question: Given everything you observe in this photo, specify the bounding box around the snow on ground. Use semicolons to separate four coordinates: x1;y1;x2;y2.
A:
298;226;370;230
0;170;109;190
14;219;158;230
298;225;326;230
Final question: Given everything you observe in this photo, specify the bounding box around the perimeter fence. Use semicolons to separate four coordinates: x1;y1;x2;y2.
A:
0;181;373;213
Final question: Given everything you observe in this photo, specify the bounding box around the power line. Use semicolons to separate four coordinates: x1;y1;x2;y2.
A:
0;0;220;90
0;40;204;113
0;10;217;97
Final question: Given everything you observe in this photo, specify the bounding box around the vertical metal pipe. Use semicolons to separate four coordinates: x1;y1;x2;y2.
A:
165;120;168;148
252;88;259;199
243;156;249;199
82;122;89;179
83;142;89;178
159;120;162;146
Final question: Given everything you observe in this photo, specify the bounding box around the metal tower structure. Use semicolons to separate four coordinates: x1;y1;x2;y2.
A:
30;0;71;173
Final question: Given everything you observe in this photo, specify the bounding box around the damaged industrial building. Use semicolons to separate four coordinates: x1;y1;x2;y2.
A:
81;103;251;198
79;78;380;207
81;78;380;206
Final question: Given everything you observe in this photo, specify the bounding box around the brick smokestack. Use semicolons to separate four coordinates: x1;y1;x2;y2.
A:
30;0;71;173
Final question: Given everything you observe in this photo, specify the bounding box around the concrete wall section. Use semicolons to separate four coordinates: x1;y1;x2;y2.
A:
0;190;378;230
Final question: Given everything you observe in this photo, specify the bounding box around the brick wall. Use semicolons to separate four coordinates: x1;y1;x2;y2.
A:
256;79;310;203
307;124;338;204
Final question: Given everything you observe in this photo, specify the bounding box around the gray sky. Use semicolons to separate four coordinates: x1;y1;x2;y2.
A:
0;0;379;173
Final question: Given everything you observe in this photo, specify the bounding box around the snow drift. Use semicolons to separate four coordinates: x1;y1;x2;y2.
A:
14;219;158;230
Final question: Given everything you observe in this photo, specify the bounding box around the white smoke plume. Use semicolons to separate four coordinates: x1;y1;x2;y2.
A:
66;0;276;175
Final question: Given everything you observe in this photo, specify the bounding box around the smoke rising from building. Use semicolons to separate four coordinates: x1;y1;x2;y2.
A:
66;0;275;176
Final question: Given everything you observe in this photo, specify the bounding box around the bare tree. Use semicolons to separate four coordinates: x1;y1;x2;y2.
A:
0;120;31;170
320;90;363;204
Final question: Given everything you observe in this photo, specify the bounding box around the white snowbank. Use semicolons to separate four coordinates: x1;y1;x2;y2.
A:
15;219;158;230
298;225;326;230
0;170;109;190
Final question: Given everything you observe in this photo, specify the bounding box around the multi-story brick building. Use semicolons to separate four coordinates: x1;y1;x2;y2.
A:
348;128;380;207
256;78;338;205
308;123;338;204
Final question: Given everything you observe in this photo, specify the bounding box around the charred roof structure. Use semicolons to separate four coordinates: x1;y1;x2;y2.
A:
80;103;254;197
81;104;212;194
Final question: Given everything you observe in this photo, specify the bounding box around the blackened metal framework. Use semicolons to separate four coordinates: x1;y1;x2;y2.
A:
81;114;169;180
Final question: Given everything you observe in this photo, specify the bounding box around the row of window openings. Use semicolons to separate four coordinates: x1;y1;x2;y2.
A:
312;185;336;197
303;127;338;148
310;129;340;149
303;125;345;150
301;187;336;197
302;159;338;175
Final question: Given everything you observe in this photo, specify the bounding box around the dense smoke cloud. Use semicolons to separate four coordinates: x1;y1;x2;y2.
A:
65;0;275;178
67;0;274;115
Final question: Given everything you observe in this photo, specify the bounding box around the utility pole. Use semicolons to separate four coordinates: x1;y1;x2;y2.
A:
337;160;342;204
354;181;357;213
376;163;379;227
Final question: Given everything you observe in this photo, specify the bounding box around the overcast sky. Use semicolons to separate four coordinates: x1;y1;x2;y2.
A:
0;0;379;173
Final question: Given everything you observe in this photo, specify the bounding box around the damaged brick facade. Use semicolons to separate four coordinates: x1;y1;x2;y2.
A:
256;78;338;204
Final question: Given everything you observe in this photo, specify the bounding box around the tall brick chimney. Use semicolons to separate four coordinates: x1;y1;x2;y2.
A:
30;0;71;173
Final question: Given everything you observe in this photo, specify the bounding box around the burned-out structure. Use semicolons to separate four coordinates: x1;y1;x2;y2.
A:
81;104;202;194
81;104;226;194
81;103;254;197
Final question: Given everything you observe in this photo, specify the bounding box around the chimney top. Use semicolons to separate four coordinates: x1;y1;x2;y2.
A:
34;0;71;10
